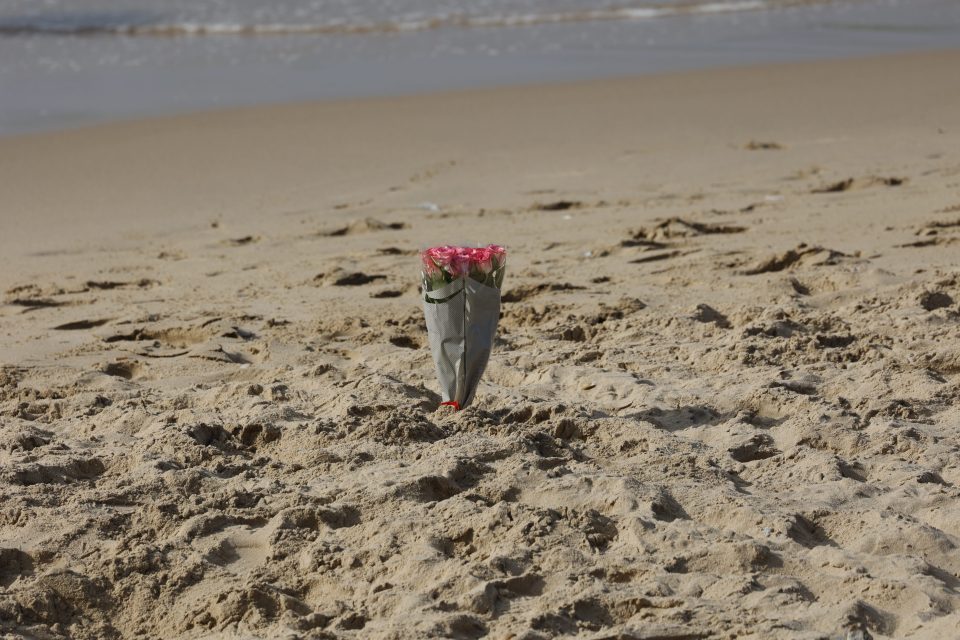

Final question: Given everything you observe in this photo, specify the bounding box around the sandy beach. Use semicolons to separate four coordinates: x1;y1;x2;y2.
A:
1;49;959;639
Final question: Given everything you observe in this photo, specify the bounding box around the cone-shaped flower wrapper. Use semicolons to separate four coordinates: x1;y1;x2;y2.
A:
421;245;506;410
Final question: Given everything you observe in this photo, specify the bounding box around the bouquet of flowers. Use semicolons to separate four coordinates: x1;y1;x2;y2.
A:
420;244;507;410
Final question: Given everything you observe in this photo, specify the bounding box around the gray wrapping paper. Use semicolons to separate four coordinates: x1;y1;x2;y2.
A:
423;274;501;409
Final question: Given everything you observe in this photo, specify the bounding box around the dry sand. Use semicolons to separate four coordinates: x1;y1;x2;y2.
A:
1;50;960;639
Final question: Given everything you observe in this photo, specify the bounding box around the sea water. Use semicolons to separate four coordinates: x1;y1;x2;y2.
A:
0;0;957;136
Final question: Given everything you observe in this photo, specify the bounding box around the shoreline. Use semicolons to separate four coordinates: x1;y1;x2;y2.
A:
2;46;958;144
3;0;959;138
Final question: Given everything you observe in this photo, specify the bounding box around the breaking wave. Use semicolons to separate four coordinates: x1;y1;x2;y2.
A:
0;1;797;37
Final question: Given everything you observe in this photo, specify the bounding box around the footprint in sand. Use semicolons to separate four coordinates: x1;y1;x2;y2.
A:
629;217;747;242
501;282;584;303
377;246;415;256
0;548;33;588
103;325;211;357
811;175;906;193
204;524;271;575
188;345;252;364
408;159;456;184
53;318;111;330
388;334;419;349
739;244;850;275
100;359;144;380
319;217;406;237
534;200;581;211
744;140;784;150
691;304;731;328
7;455;107;485
727;433;781;463
105;318;261;364
83;279;159;290
8;298;64;310
629;250;682;264
901;216;960;247
314;271;387;286
334;272;386;286
918;290;954;311
224;235;259;246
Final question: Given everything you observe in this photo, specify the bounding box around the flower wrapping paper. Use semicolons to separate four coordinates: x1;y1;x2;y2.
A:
420;245;506;409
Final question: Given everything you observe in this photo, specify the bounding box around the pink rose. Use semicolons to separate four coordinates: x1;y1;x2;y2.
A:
424;258;441;279
474;247;494;273
487;245;505;268
421;244;506;283
450;247;472;277
431;246;455;266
